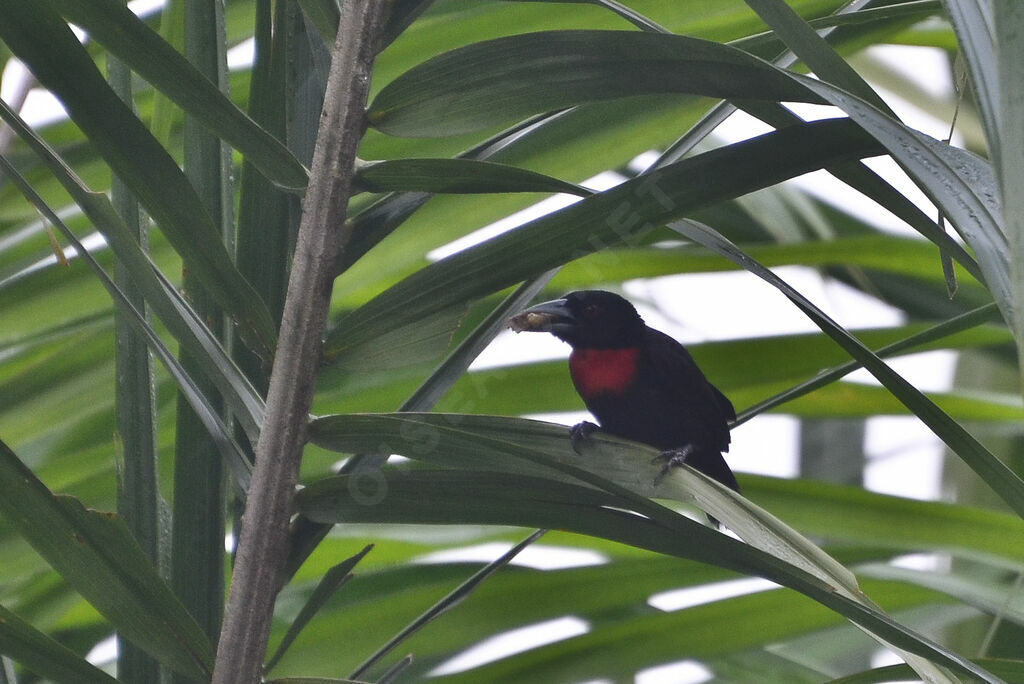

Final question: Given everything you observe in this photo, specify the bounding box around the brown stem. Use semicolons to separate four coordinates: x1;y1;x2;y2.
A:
211;2;391;682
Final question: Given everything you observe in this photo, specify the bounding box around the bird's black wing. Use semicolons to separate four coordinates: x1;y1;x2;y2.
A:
638;327;734;452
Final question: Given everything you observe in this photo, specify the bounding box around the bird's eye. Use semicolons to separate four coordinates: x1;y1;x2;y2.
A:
583;304;599;318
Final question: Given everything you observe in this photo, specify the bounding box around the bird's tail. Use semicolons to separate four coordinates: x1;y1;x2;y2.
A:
686;448;740;493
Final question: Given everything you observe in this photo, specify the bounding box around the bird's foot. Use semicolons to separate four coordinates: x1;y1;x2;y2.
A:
651;444;696;485
652;445;725;529
569;421;600;455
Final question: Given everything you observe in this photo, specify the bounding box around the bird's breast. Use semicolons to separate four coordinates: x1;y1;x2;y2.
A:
569;347;639;398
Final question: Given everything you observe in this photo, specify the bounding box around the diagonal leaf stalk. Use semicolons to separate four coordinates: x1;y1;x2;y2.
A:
212;2;393;681
264;544;374;673
670;218;1024;520
349;530;546;680
628;0;960;299
654;0;879;166
827;658;1024;684
979;569;1024;657
655;0;971;289
744;0;895;116
785;72;1009;324
741;0;963;298
508;0;669;32
581;0;669;31
379;658;414;684
735;302;1001;426
736;98;982;284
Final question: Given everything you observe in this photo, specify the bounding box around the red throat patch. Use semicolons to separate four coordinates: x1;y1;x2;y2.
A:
569;347;639;397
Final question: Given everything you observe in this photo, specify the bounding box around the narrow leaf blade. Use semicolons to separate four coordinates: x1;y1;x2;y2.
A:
0;0;278;358
0;603;118;684
0;439;213;679
47;0;308;189
367;30;826;137
355;159;590;196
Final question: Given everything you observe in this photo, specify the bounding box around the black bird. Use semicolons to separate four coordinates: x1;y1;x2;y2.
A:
509;289;738;492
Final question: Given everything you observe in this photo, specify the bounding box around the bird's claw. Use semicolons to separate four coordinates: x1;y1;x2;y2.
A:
652;445;724;529
569;421;600;454
651;444;696;485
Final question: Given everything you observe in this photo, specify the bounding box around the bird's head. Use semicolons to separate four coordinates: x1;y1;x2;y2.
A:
509;290;646;349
